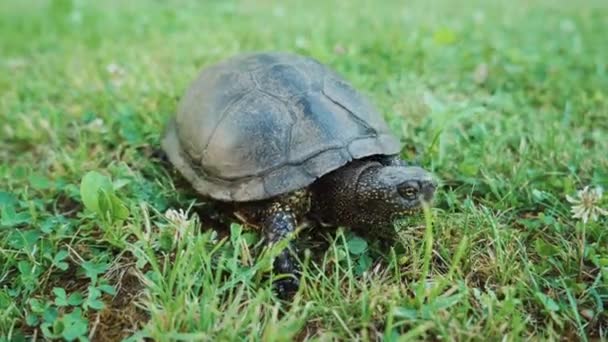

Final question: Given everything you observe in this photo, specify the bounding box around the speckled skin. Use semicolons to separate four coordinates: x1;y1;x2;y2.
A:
312;156;435;227
230;155;436;297
228;190;310;296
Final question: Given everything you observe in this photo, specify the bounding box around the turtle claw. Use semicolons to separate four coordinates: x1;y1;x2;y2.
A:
270;254;301;300
273;276;300;299
151;148;170;165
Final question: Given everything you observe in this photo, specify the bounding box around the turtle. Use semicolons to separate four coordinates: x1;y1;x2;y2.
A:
161;51;437;297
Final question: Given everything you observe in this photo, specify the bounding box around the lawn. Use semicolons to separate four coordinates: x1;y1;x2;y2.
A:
1;0;607;340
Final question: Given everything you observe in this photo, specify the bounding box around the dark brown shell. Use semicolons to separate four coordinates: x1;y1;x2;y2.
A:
162;52;400;201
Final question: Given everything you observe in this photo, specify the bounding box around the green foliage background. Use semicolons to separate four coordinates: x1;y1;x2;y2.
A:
1;0;607;340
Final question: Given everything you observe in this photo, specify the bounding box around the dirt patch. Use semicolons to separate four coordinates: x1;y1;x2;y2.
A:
295;319;323;341
33;253;150;342
52;192;83;218
89;265;149;342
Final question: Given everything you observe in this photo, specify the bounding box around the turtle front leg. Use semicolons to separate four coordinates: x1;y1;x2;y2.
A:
263;205;300;298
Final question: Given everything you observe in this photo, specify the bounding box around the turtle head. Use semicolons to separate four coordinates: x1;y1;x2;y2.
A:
355;164;437;226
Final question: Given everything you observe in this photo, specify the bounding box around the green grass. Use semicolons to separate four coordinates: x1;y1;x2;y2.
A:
1;0;608;340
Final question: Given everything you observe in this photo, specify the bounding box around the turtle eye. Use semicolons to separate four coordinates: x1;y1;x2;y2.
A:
398;184;419;199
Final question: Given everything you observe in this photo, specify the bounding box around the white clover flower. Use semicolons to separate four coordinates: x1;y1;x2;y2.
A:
566;186;608;223
164;208;193;242
106;62;126;76
164;208;188;224
106;62;127;87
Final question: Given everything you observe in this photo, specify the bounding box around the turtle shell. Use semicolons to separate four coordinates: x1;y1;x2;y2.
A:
162;52;400;201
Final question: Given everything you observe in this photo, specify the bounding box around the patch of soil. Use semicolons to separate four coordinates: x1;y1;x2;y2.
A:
52;192;83;218
89;266;149;342
33;254;150;342
295;319;323;341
